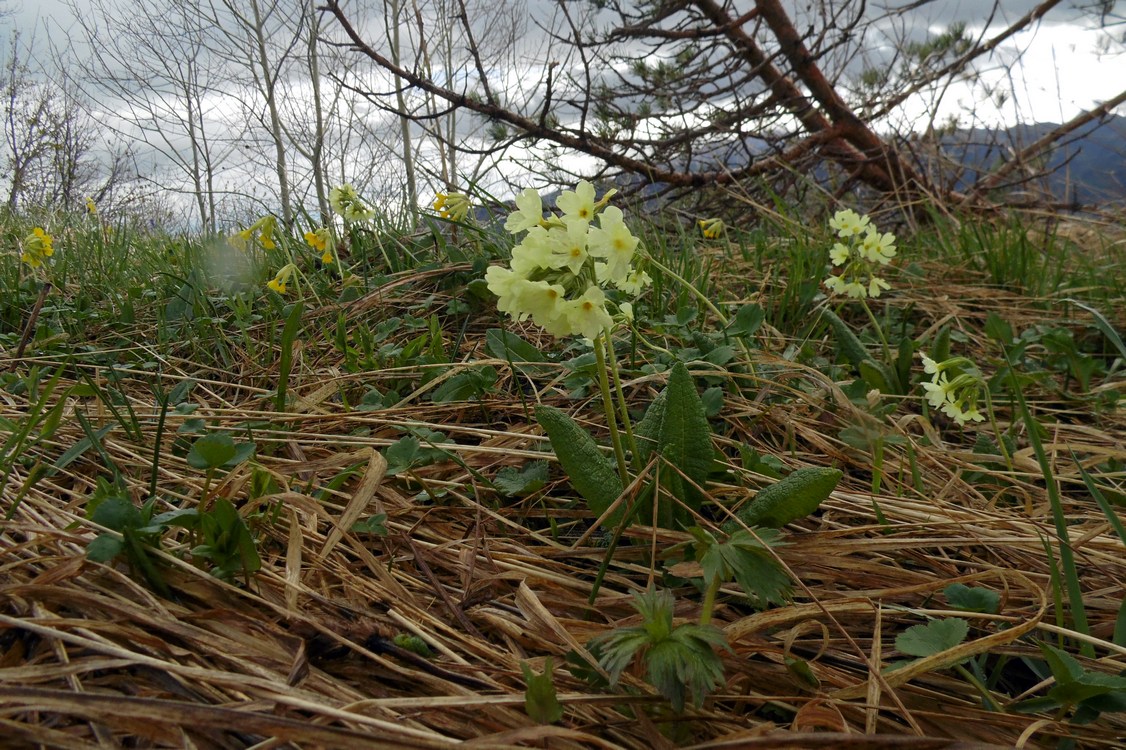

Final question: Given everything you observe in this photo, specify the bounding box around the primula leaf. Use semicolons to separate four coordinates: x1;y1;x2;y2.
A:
944;583;1001;614
493;461;549;497
522;658;564;724
896;618;969;658
653;362;714;521
535;405;624;524
725;467;841;530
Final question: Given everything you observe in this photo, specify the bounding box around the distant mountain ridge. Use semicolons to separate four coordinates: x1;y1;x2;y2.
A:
934;115;1126;206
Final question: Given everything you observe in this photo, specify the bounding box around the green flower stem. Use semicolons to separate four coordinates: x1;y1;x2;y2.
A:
594;330;630;485
15;282;52;359
604;332;639;470
646;253;729;326
983;389;1014;475
700;574;721;626
859;298;892;363
645;253;758;377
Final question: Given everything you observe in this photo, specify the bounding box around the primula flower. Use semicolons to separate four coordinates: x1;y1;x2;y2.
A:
482;181;645;342
229;215;278;252
589;206;639;282
84;196;97;215
698;217;724;239
305;227;333;263
919;352;987;427
829;209;870;238
505;188;544;233
823;211;897;300
861;228;897;264
553;218;592;276
267;263;297;295
564;285;614;340
556;180;597;225
20;227;54;268
330;184;376;223
434;192;471;221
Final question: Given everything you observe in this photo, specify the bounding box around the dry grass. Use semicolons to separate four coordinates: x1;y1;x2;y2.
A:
1;253;1124;749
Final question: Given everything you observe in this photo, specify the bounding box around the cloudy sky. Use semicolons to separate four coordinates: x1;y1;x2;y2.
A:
11;0;1123;127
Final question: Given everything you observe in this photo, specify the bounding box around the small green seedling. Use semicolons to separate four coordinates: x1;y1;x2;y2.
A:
522;658;564;725
591;587;729;712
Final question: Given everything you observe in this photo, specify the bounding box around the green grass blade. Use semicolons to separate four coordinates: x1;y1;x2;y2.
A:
275;300;304;413
1005;346;1093;656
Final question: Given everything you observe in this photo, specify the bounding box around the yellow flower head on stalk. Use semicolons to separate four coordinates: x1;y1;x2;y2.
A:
918;351;986;426
304;227;334;264
84;196;97;216
20;227;55;269
329;184;376;223
823;210;896;299
698;217;724;239
229;215;279;252
484;179;648;341
267;263;297;295
433;192;471;222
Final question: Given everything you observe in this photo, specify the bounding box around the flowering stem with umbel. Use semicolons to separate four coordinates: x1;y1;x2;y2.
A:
15;282;51;359
594;330;630;485
858;298;891;363
983;389;1014;474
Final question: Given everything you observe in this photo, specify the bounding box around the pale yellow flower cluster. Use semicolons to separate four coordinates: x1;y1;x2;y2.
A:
329;184;376;223
919;351;986;425
823;209;896;299
484;181;650;340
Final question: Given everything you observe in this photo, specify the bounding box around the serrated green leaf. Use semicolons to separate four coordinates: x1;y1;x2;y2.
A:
896;618;969;658
784;656;820;689
522;658;564;724
385;435;420;475
694;526;791;607
352;513;388;535
944;583;1001;614
984;312;1013;344
89;496;142;532
187;433;237;470
493;461;549;497
86;533;124;563
1038;641;1085;685
535;406;623;523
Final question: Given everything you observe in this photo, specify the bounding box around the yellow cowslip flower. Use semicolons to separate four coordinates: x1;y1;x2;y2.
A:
433;192;471;222
20;227;55;268
85;196;97;215
698;217;724;239
229;215;279;252
266;263;297;295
